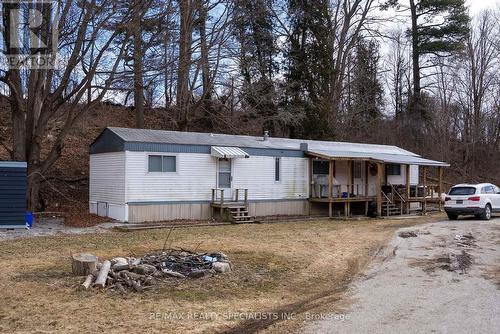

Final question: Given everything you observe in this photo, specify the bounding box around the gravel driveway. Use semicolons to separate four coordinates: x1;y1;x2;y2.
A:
0;217;124;241
304;217;500;334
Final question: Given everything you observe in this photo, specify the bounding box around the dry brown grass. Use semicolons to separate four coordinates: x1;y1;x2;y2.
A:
0;216;442;334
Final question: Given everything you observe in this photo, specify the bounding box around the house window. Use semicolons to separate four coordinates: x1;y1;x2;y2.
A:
148;155;176;172
386;164;401;176
275;157;281;181
353;162;362;178
313;160;330;174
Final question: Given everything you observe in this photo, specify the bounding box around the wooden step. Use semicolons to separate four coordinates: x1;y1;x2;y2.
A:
232;220;254;224
233;216;251;220
226;204;247;208
229;209;247;214
232;212;249;217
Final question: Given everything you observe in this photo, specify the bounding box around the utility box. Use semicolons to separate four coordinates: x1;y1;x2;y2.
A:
0;161;27;228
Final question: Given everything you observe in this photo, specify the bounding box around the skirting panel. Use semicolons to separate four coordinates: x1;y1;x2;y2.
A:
128;203;211;223
127;199;309;223
89;201;128;221
248;200;309;217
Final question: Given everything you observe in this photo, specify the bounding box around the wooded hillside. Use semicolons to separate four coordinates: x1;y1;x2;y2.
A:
0;0;498;212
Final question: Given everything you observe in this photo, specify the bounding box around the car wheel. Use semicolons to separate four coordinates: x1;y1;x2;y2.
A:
447;213;458;220
481;204;492;220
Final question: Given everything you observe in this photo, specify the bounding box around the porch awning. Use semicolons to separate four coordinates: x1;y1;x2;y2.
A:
307;149;450;167
211;146;250;159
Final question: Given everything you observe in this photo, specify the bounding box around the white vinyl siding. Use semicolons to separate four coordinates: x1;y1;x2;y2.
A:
89;152;126;204
334;161;370;196
126;151;216;202
387;165;419;185
125;152;308;203
410;165;419;185
232;156;309;200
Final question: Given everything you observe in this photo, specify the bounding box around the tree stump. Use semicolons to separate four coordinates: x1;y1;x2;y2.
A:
72;253;98;276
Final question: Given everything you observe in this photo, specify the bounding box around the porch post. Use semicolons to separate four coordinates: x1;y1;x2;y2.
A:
405;164;411;214
376;162;382;216
364;161;369;197
308;158;313;215
422;166;427;214
328;159;333;217
364;161;369;215
347;160;352;218
438;166;443;212
309;158;313;198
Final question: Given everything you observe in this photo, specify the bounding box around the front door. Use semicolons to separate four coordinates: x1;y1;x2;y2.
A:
217;159;232;200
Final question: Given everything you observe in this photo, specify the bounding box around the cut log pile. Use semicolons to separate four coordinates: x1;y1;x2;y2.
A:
71;249;231;293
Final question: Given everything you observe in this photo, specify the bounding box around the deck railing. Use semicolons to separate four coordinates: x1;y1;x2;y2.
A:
310;183;376;199
211;188;248;206
310;182;441;201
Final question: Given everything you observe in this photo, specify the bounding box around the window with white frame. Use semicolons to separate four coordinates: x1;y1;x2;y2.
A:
386;163;401;176
148;155;176;172
275;157;281;182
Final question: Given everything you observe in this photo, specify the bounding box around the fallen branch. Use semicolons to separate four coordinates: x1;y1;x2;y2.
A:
82;274;94;289
94;260;111;288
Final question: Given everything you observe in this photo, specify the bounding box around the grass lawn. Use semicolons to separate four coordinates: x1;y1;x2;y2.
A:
0;216;442;333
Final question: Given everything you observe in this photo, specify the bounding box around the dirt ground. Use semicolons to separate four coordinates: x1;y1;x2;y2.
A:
0;217;124;241
0;216;441;334
303;216;500;334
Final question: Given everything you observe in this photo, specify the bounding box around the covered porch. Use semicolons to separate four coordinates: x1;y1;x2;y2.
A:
306;149;449;218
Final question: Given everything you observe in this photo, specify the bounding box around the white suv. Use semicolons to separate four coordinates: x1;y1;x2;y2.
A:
444;183;500;220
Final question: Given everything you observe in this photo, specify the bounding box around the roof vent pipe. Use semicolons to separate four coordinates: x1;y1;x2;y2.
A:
263;130;269;141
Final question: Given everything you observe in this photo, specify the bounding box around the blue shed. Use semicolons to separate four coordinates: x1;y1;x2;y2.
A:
0;161;27;228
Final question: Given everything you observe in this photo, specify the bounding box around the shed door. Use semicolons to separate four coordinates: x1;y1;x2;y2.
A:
217;159;232;199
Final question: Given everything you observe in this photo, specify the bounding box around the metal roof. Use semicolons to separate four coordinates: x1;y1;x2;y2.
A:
107;127;415;155
0;161;27;168
211;146;250;159
101;127;449;167
307;150;450;167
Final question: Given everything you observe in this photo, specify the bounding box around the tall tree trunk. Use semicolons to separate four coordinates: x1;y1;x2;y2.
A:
176;0;194;130
198;1;210;101
132;0;144;128
408;0;425;152
3;3;26;161
409;0;422;119
11;104;26;161
163;28;171;107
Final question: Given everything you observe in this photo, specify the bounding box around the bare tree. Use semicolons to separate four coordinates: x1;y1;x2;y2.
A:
385;28;411;119
0;0;128;210
452;10;499;174
176;0;196;129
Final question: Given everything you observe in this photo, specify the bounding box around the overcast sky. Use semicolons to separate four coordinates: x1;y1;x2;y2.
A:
467;0;499;13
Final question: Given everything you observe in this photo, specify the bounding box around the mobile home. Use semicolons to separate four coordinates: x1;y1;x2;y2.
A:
89;127;449;222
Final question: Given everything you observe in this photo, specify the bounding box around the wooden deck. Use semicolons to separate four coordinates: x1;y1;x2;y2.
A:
210;201;247;208
309;196;376;203
210;188;253;223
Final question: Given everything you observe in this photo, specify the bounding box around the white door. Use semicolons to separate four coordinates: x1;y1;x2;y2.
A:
217;159;232;200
